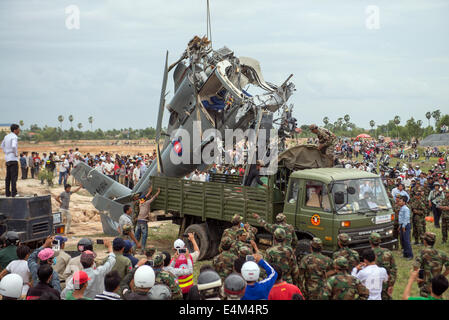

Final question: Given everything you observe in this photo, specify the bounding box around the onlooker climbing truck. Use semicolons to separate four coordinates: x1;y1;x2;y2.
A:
150;167;398;260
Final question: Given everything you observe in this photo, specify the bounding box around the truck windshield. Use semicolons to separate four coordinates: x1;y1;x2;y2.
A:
334;178;392;214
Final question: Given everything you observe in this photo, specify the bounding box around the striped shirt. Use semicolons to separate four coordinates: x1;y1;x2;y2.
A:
94;291;122;300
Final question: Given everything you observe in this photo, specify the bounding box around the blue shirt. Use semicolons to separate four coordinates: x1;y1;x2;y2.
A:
398;205;411;227
392;188;409;202
124;253;138;268
241;259;277;300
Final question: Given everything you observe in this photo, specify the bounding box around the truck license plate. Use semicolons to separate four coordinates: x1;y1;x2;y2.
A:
375;214;390;224
53;213;62;225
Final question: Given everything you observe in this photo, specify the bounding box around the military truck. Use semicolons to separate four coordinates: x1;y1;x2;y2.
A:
150;146;397;260
0;195;65;248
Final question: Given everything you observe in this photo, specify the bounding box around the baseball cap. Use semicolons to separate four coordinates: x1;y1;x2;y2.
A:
421;232;436;243
334;256;349;270
231;214;243;224
123;240;133;253
153;253;164;267
274;228;286;241
113;237;125;250
38;248;54;261
73;270;91;289
54;235;68;243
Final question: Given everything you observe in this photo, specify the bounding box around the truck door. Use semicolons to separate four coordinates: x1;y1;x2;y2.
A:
298;180;334;247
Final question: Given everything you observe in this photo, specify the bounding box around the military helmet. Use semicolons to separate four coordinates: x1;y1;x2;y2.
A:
223;273;247;300
77;238;93;252
231;214;243;224
274;228;286;242
235;228;247;237
197;270;222;299
311;237;323;249
334;256;349;270
221;236;233;250
152;253;164;268
148;284;171;300
276;213;286;223
337;233;351;246
122;224;133;234
369;232;381;245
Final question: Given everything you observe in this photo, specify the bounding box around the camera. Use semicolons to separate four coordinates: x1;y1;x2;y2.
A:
96;239;104;245
145;260;154;267
177;248;187;254
52;240;59;245
418;269;424;279
246;255;256;262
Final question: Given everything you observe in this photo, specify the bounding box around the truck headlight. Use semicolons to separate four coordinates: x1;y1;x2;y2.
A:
386;229;393;236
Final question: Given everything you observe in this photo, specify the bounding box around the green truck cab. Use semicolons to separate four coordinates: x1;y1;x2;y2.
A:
150;166;397;260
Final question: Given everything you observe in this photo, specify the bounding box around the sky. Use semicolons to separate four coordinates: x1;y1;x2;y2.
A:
0;0;448;131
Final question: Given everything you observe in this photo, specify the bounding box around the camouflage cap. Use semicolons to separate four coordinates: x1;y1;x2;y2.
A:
334;256;349;270
337;233;351;246
421;232;436;243
274;228;286;241
221;236;233;249
231;214;243;224
238;246;252;257
311;237;322;249
275;213;286;223
369;232;381;244
153;253;164;267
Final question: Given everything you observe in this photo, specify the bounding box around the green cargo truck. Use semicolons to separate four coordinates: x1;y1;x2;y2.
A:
150;166;398;260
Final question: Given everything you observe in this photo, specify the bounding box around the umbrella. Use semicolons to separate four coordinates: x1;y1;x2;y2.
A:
355;134;371;140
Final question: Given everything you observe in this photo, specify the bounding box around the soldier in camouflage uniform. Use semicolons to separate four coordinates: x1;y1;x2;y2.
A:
410;187;427;244
230;229;253;257
391;196;400;245
322;256;369;300
220;214;257;252
298;237;333;300
332;233;360;270
152;253;183;300
212;236;237;280
369;232;397;300
413;232;449;297
437;188;449;243
265;228;300;286
252;212;298;249
309;124;337;162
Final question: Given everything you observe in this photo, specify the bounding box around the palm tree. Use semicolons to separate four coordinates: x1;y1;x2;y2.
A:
432;109;441;128
77;123;83;130
19;120;24;127
88;116;93;131
425;111;431;127
417;120;423;127
394;115;401;139
344;114;350;123
323;116;329;127
69;115;74;129
369;120;375;133
58;115;64;130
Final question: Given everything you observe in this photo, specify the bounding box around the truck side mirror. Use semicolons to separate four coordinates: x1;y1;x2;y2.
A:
334;192;345;205
347;187;356;195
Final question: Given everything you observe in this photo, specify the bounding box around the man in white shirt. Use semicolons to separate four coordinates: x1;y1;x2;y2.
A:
351;249;388;300
58;155;70;186
1;124;20;197
102;157;115;180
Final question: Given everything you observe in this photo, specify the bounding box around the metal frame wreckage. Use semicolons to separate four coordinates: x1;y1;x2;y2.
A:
72;35;296;235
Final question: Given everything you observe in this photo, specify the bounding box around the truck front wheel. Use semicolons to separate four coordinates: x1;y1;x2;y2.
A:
184;223;210;261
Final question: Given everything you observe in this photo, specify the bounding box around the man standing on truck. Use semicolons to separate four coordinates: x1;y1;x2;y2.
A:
1;124;20;197
252;212;298;249
298;238;333;300
309;124;337;164
243;160;268;188
369;232;397;300
55;183;83;235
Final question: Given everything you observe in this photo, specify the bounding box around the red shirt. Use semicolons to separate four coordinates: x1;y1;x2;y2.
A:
268;281;304;300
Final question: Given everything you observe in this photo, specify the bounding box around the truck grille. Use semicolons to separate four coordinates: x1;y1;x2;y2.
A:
32;222;49;234
343;223;394;247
